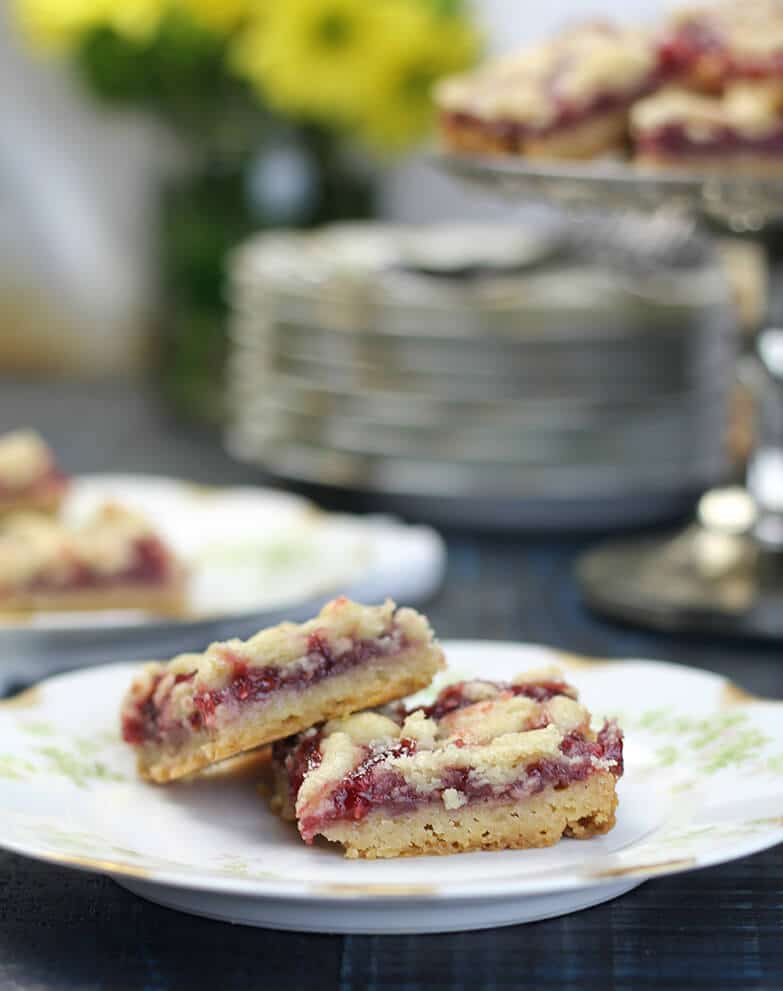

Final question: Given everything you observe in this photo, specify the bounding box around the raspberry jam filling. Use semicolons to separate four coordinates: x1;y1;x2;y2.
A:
442;71;665;148
638;123;783;157
421;679;576;721
0;467;67;500
21;536;175;595
274;730;325;806
121;671;194;746
122;628;411;746
660;24;783;80
296;720;623;842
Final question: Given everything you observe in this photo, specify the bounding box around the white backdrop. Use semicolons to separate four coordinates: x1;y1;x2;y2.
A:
480;0;663;50
0;1;672;373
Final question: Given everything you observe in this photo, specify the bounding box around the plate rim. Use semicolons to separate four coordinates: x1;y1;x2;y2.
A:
0;473;445;639
1;644;782;903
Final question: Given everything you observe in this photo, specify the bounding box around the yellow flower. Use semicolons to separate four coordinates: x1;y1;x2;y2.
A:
13;0;164;49
13;0;110;50
232;0;384;123
110;0;164;41
358;1;479;151
176;0;248;33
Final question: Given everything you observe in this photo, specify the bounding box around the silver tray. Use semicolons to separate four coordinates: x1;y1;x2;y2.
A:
436;153;783;230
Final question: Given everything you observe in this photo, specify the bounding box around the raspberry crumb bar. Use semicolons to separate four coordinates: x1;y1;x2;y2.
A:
0;504;186;615
0;430;69;517
121;598;445;783
436;23;662;160
632;82;783;173
660;0;783;92
271;670;623;859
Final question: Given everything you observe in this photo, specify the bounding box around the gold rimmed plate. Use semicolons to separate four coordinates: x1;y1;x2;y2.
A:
1;645;781;932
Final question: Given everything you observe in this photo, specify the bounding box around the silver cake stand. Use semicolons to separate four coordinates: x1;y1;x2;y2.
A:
437;152;783;231
436;151;783;641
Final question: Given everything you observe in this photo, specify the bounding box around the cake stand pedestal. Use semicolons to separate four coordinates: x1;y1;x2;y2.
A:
437;153;783;641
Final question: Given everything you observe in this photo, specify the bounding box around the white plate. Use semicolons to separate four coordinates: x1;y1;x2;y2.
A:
1;644;782;932
0;475;444;684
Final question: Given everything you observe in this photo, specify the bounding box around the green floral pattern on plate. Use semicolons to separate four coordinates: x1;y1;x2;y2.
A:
1;651;782;899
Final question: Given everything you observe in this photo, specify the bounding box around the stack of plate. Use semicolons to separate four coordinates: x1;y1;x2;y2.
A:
226;222;738;530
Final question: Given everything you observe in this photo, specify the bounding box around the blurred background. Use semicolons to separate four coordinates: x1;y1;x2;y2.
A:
1;0;778;551
0;0;667;383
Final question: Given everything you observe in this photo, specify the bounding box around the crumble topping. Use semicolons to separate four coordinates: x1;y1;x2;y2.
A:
385;726;564;791
510;665;574;686
669;0;783;62
0;430;54;489
281;672;624;838
163;597;428;689
435;24;656;125
122;598;444;747
632;83;783;138
442;787;468;810
438;694;550;743
0;504;171;588
324;711;400;746
400;709;438;748
297;732;363;811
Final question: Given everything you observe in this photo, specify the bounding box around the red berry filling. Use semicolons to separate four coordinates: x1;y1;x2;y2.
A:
125;627;409;746
23;535;176;595
442;66;667;150
273;730;325;808
295;720;623;843
637;121;783;158
421;679;575;721
660;22;783;81
121;671;194;745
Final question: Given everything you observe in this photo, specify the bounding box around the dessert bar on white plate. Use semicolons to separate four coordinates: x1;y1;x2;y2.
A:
121;598;445;782
1;647;781;932
0;474;445;696
0;475;444;627
271;671;622;858
0;504;186;615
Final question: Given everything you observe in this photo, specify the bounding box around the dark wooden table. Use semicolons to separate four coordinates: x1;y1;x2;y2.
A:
1;380;782;991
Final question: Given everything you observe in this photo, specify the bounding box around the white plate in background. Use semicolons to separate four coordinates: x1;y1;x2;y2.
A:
0;475;445;685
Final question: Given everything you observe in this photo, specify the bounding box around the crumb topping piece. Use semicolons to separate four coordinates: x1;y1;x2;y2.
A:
632;82;783;137
160;597;429;688
0;430;54;489
435;23;656;125
669;0;783;62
